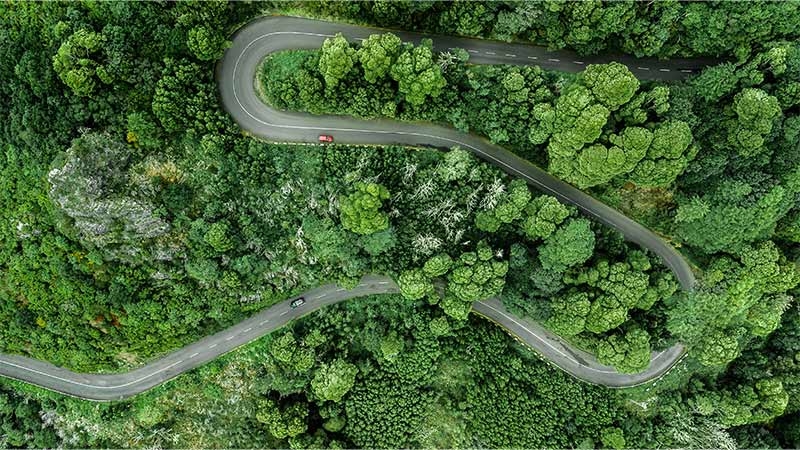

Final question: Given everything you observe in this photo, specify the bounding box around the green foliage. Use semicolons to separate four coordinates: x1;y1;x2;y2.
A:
538;218;595;272
187;25;230;61
628;120;694;187
311;359;358;402
446;241;508;314
727;88;781;157
581;62;639;110
423;253;453;278
546;292;590;337
52;28;107;96
521;195;570;240
318;33;356;88
390;39;446;105
595;328;651;374
204;221;235;253
397;269;433;300
668;241;800;367
675;175;798;254
357;33;402;83
257;399;309;440
600;427;626;450
338;182;390;235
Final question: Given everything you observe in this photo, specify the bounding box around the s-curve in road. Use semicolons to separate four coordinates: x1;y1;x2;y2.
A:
0;276;400;401
0;275;684;400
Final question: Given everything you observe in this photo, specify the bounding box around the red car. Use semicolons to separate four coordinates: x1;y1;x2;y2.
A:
318;134;334;143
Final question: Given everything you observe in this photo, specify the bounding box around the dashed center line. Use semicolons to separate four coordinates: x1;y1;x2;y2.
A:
548;58;561;62
314;294;326;299
485;51;496;55
279;311;288;316
659;68;671;72
243;327;252;333
573;61;585;65
259;319;269;326
527;56;538;60
208;343;217;349
680;69;693;73
189;352;199;359
225;335;235;341
377;281;389;285
637;66;651;71
468;49;478;53
505;53;516;57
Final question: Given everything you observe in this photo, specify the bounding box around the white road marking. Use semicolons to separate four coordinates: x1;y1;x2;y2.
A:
314;294;326;299
505;53;516;57
573;61;585;65
377;281;389;285
680;69;693;73
548;58;560;62
259;319;269;326
637;66;651;70
336;288;346;292
189;352;199;359
208;343;217;349
659;68;670;72
280;311;288;316
0;359;182;390
468;49;478;53
527;56;538;60
243;327;252;333
476;302;618;374
485;51;496;55
225;335;235;341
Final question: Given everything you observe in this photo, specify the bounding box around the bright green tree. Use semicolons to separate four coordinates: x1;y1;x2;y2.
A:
339;182;390;235
357;33;402;83
538;219;595;272
319;33;355;88
390;40;447;105
311;359;358;403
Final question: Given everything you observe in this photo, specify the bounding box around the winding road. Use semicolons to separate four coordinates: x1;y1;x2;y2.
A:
0;16;702;401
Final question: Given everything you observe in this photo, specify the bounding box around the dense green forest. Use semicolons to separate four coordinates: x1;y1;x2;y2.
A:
1;0;799;448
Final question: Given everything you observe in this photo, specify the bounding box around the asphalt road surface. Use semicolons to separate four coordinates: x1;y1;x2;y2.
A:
0;16;701;400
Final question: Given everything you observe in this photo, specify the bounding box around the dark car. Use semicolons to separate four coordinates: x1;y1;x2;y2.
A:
290;297;306;309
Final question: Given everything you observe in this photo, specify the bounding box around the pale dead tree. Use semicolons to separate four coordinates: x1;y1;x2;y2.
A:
355;155;369;171
437;51;458;72
307;195;319;211
279;180;295;198
388;207;402;218
391;190;404;204
466;185;483;214
480;177;506;210
412;234;443;256
448;228;465;244
328;192;339;216
668;412;736;450
362;172;382;185
411;179;436;201
495;248;504;259
434;199;457;218
239;292;263;306
402;162;418;185
344;169;362;184
468;166;481;181
263;249;277;261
